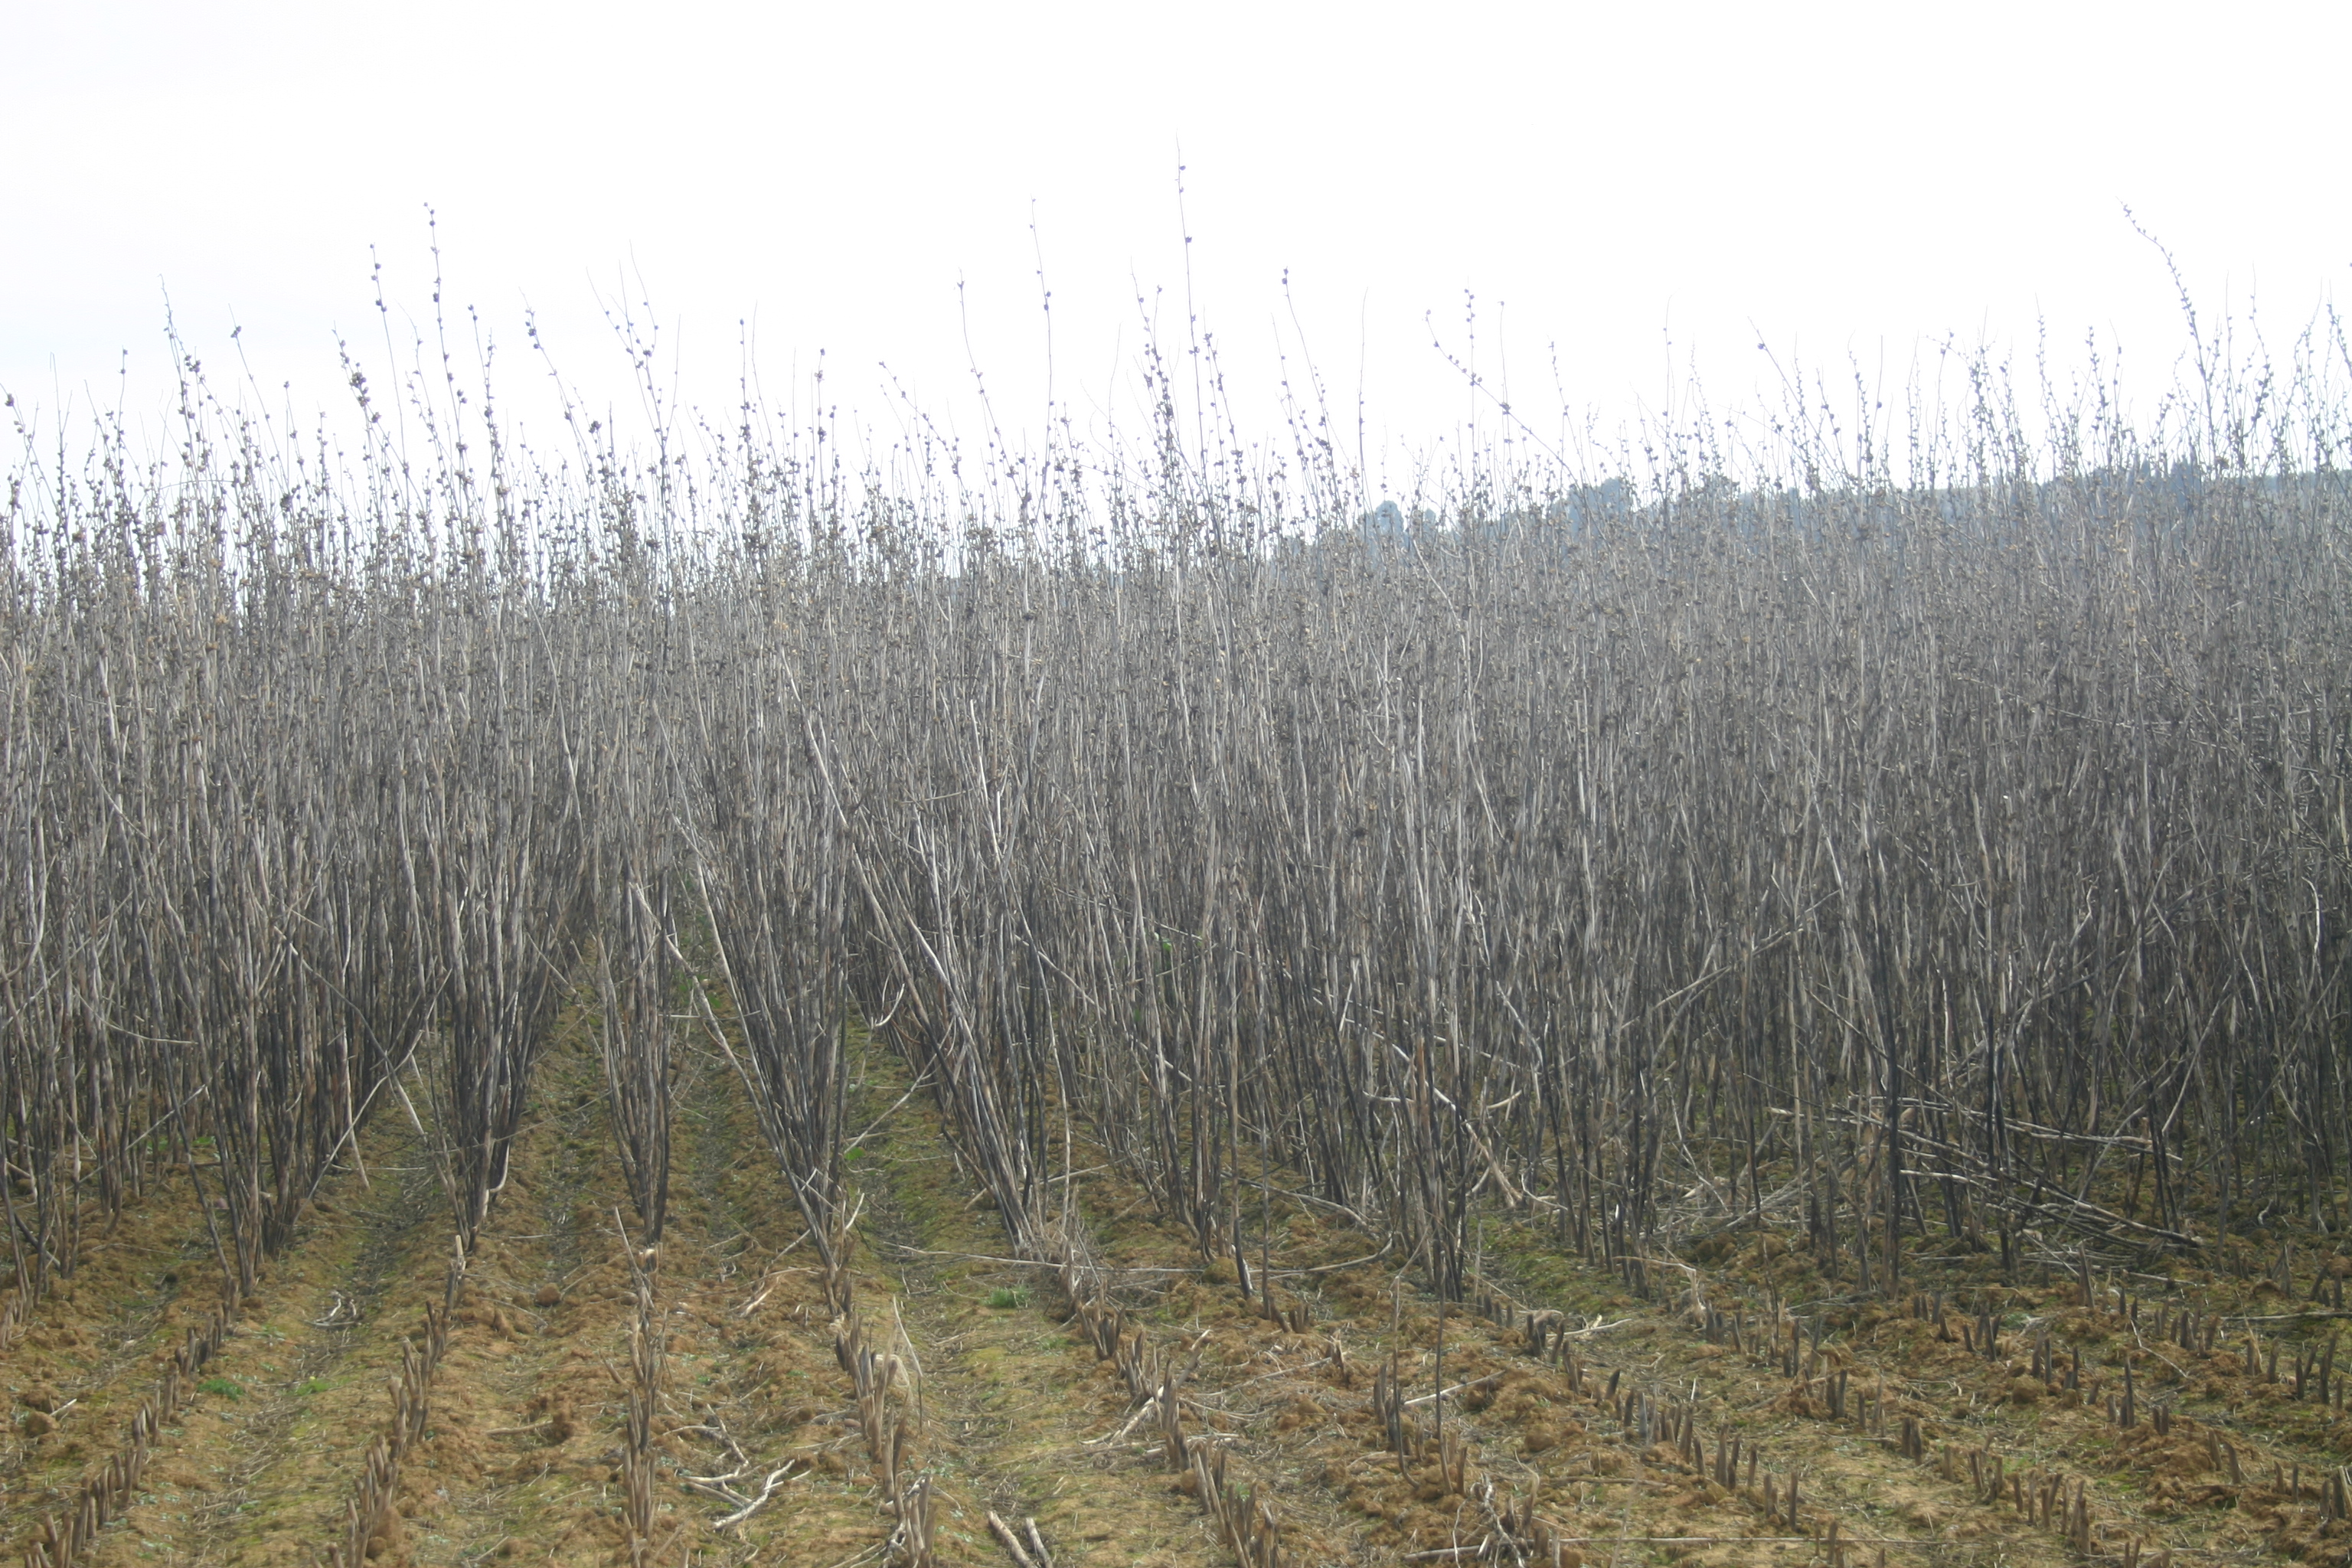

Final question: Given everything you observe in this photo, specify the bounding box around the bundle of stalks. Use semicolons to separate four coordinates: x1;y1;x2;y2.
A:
622;1264;662;1568
1371;1354;1423;1462
1191;1442;1288;1568
1484;1482;1572;1568
831;1312;929;1566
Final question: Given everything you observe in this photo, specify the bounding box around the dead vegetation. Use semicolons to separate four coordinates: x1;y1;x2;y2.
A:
2;294;2350;1566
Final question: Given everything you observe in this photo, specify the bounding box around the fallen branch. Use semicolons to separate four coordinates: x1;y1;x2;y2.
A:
1086;1393;1162;1446
986;1511;1040;1568
865;1237;1188;1276
1404;1373;1504;1409
712;1465;799;1530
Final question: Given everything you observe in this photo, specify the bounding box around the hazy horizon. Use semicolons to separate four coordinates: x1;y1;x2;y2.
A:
7;1;2346;464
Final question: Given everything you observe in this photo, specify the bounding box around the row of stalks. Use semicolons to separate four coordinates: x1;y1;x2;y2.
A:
1550;1269;2217;1561
832;1297;934;1566
315;1245;468;1567
21;1299;233;1567
1055;1249;1288;1567
622;1243;665;1568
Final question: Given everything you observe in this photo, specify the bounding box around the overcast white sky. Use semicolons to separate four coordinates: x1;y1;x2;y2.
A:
3;0;2346;475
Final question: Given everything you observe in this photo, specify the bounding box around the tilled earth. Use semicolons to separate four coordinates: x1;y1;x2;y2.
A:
8;1016;2351;1568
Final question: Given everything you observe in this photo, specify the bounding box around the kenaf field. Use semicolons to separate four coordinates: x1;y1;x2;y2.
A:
2;322;2349;1568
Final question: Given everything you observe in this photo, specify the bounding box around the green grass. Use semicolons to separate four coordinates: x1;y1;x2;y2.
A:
985;1286;1028;1311
196;1377;245;1400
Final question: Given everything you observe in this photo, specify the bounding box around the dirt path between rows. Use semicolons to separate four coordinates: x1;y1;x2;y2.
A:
84;1101;448;1568
598;1024;1216;1567
392;1028;646;1568
841;1044;1222;1568
3;1163;227;1551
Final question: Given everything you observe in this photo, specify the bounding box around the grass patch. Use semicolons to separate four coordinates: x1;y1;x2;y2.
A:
196;1377;245;1400
985;1286;1028;1311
